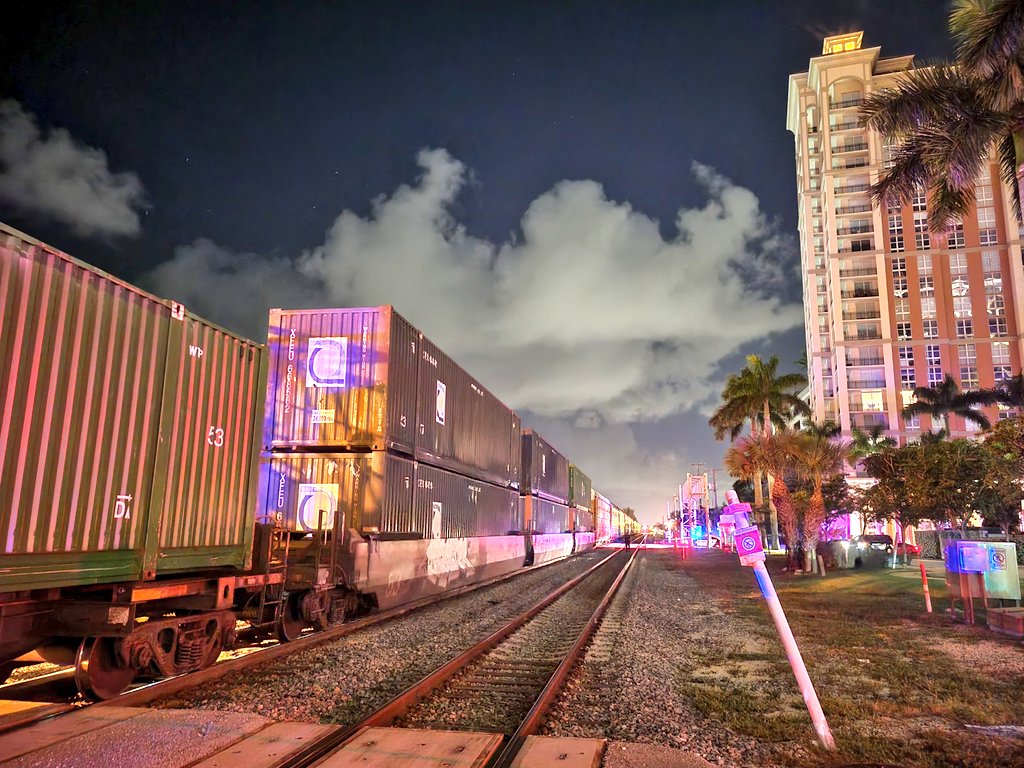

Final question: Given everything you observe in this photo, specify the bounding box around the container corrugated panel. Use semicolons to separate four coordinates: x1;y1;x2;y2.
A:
509;413;522;490
264;307;419;453
156;314;265;568
256;451;415;533
520;494;570;534
573;508;595;532
593;492;612;540
0;222;265;589
414;463;519;539
568;465;592;510
416;334;516;487
520;431;570;504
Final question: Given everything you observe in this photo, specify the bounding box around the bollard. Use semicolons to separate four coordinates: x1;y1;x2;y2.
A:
919;561;932;613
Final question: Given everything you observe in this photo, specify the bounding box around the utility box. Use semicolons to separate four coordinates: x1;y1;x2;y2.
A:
944;540;1021;601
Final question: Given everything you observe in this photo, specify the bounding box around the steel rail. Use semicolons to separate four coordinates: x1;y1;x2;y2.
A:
0;550;584;735
273;546;632;768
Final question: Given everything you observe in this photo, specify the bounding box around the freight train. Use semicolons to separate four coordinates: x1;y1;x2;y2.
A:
0;222;639;699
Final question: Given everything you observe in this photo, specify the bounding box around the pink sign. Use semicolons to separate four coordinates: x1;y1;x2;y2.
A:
735;525;765;566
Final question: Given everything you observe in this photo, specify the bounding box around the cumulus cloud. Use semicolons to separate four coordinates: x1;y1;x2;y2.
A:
148;148;802;519
0;100;146;237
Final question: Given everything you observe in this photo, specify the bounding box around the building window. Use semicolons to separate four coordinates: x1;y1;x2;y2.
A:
862;390;885;412
956;319;973;338
895;298;910;320
896;321;912;340
959;344;978;388
949;253;968;275
928;366;944;385
990;316;1008;337
919;275;934;297
926;344;942;365
901;367;916;387
921;296;937;318
953;296;972;318
893;277;908;297
905;412;921;429
914;211;930;250
923;319;939;338
899;345;915;364
912;186;926;211
993;341;1011;380
983;251;1003;294
888;214;904;252
918;253;932;275
978;206;997;245
891;256;907;277
948;222;965;249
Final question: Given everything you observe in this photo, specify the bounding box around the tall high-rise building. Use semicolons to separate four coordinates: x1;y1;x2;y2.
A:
787;32;1024;448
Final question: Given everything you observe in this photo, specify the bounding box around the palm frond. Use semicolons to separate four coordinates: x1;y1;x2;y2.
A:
902;400;939;420
952;0;1024;82
997;131;1024;224
871;137;930;211
860;65;976;137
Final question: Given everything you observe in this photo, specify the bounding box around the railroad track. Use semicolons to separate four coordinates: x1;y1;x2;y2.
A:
0;548;598;736
270;545;638;768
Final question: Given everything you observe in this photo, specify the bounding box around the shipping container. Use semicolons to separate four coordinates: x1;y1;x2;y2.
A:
257;450;416;534
520;430;570;504
0;223;266;591
509;412;522;490
519;495;571;534
264;306;419;454
568;465;592;510
572;507;595;532
593;492;612;541
414;463;519;538
415;333;519;487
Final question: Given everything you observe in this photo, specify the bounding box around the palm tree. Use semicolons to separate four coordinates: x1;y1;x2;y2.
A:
803;420;841;439
901;374;999;432
792;434;851;573
849;424;896;464
724;432;801;561
711;355;808;547
992;372;1024;409
860;0;1024;232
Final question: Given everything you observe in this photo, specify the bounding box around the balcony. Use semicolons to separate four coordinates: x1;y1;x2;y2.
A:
836;226;873;236
830;96;864;110
840;285;879;298
853;414;889;429
832;142;869;154
833;158;870;171
838;267;877;277
847;379;887;389
842;310;881;321
854;331;882;340
835;184;870;195
848;356;885;366
830;120;863;131
836;204;872;215
838;241;875;253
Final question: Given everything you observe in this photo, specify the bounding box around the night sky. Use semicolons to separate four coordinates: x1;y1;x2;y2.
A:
0;2;952;522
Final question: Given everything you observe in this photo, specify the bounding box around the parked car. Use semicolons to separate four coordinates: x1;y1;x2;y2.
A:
853;534;894;553
897;541;920;557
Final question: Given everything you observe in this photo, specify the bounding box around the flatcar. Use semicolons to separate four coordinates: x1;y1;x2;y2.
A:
0;223;618;698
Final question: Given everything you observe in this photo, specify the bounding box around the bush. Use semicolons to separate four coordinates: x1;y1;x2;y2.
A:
915;529;1024;560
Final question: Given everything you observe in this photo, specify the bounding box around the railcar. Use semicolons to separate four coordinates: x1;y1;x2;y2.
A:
0;224;615;699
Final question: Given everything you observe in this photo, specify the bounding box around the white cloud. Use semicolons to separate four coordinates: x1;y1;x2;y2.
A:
148;148;802;520
0;100;146;237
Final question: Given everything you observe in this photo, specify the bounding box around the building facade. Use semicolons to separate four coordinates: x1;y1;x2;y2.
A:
787;32;1024;449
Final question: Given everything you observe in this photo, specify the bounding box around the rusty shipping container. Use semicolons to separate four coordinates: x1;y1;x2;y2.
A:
568;465;592;511
414;463;519;538
519;495;571;535
414;332;519;488
0;223;266;591
256;451;416;534
520;430;570;504
264;306;419;454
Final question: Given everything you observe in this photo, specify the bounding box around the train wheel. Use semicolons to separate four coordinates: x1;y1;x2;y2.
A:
74;637;136;700
276;594;307;642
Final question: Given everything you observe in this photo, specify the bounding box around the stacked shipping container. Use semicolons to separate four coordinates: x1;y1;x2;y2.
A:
518;430;570;534
0;222;266;591
260;306;521;538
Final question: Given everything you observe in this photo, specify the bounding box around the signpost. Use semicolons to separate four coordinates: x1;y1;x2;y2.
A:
723;490;835;751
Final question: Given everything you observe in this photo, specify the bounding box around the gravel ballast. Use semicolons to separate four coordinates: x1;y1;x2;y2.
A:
158;550;609;725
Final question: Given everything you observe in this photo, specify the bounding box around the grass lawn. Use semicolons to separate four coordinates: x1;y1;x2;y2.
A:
677;552;1024;767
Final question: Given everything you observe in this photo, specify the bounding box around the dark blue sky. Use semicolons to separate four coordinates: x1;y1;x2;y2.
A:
0;1;953;518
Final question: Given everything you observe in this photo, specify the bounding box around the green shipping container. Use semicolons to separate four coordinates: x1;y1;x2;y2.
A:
0;223;266;591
